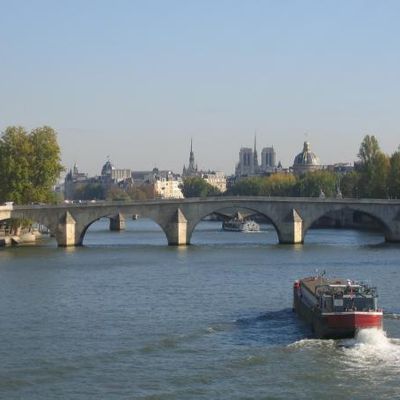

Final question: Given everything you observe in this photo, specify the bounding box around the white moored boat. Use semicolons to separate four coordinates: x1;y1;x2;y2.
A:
222;212;260;232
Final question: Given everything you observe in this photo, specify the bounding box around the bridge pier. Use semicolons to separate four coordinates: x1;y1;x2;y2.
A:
56;211;78;247
385;220;400;243
278;209;304;244
110;213;125;231
164;208;189;246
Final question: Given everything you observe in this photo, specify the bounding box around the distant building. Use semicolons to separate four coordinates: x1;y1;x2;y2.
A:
235;136;278;177
101;159;131;184
144;169;184;199
182;139;199;177
201;171;227;193
182;140;227;192
154;177;183;199
326;163;354;174
292;141;321;175
236;147;256;177
64;159;132;200
261;147;276;171
64;163;89;200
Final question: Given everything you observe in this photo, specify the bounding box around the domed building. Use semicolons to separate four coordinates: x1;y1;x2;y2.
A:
101;159;131;184
293;141;321;175
101;160;115;177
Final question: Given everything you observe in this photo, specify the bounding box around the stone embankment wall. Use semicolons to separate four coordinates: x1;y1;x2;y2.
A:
0;224;43;246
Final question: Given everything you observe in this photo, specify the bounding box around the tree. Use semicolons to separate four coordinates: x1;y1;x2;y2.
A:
388;149;400;198
226;176;263;196
29;126;64;202
340;171;360;198
0;126;63;204
106;187;130;201
125;185;149;201
180;177;221;198
294;170;337;197
74;183;106;200
358;135;381;165
0;126;32;203
259;173;297;196
357;135;390;198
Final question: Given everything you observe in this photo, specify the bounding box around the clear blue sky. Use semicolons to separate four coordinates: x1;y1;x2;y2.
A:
1;0;400;175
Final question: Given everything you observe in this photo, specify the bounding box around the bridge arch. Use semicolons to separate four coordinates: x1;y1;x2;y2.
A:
78;211;169;246
302;205;392;242
187;204;281;243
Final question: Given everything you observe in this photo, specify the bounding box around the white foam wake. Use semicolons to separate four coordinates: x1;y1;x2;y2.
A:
341;328;400;368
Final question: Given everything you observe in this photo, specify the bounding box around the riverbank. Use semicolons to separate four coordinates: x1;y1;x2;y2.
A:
0;229;43;247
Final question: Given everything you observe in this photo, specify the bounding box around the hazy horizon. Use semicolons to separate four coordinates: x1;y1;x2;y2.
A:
1;1;400;176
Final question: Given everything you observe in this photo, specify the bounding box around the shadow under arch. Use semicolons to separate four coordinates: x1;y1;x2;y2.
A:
79;213;168;246
303;206;390;243
189;205;280;244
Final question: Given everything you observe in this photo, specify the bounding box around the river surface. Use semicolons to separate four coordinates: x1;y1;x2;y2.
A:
1;219;400;399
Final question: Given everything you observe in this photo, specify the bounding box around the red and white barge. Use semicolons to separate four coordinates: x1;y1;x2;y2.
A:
293;275;383;339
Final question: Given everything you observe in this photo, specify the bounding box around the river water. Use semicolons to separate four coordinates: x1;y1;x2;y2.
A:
1;219;400;399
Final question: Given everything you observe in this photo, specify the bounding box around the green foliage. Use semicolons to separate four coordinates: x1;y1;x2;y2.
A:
293;170;338;197
30;126;64;201
0;127;32;203
227;174;297;196
0;126;64;204
357;135;390;198
125;185;151;201
388;150;400;198
259;174;297;196
358;135;381;165
180;177;221;198
74;183;106;200
227;177;264;196
106;187;130;201
340;171;360;198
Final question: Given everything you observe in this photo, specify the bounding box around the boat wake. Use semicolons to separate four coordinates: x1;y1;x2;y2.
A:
288;328;400;363
339;328;400;369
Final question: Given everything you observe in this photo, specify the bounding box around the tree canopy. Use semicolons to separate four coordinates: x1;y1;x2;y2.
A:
227;171;338;198
388;149;400;198
180;177;221;198
293;170;338;197
356;135;390;198
0;126;64;204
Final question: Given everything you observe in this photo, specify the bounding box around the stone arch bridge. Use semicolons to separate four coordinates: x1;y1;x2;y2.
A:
1;197;400;247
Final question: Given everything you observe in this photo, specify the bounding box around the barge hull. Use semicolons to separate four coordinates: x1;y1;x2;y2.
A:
293;289;382;339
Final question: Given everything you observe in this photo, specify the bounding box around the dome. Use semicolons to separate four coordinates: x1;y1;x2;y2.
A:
293;142;321;174
101;160;115;176
294;142;320;166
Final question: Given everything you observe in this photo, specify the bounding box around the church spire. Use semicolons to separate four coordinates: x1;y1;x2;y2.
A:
183;138;198;177
189;138;194;165
253;132;258;172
